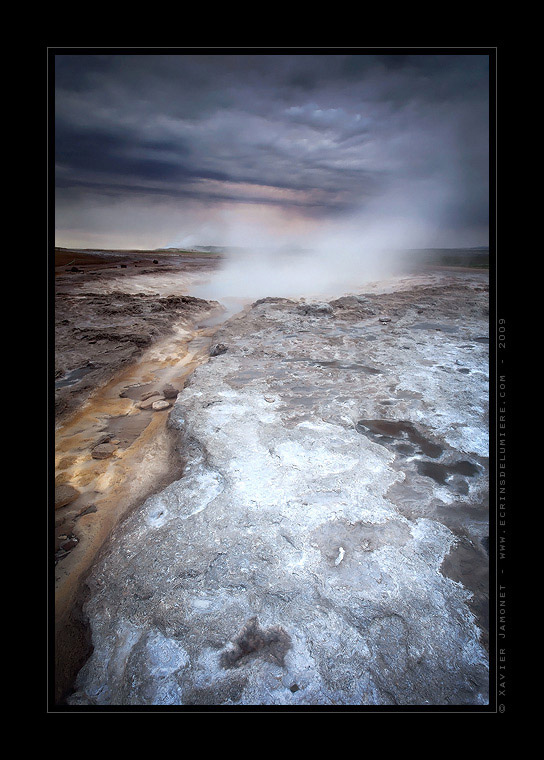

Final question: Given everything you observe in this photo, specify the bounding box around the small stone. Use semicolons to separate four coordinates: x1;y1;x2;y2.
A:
152;400;171;411
264;396;275;403
379;317;391;323
289;684;300;693
91;443;116;459
210;343;228;356
162;384;179;399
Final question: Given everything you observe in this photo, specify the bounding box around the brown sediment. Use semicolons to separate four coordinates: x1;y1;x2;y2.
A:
53;250;225;703
53;324;219;702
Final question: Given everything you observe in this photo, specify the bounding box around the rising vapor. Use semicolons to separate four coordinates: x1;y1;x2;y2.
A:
192;186;441;301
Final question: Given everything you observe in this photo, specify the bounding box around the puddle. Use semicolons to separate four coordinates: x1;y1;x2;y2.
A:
416;459;480;484
440;537;489;649
356;419;443;458
55;364;97;389
409;322;458;334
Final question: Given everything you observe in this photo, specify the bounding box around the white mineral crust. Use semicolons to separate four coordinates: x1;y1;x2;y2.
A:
70;274;489;707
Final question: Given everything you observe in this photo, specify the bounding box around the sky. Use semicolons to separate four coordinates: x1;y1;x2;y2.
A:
54;51;490;251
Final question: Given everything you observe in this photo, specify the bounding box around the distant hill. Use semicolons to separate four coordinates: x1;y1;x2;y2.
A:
408;248;489;268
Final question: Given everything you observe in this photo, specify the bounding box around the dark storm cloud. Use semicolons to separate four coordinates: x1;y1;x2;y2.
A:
54;52;489;235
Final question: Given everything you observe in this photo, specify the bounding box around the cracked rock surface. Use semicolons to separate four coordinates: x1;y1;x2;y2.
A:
69;272;489;707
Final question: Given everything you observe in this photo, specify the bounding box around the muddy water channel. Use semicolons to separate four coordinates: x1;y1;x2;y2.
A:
53;294;247;699
55;313;233;593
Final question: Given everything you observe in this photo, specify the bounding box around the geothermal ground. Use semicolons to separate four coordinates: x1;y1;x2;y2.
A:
52;249;490;708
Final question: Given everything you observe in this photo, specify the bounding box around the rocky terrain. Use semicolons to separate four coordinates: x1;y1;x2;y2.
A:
64;269;490;707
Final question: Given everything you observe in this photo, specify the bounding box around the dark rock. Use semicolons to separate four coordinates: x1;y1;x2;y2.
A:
210;343;228;357
162;384;179;399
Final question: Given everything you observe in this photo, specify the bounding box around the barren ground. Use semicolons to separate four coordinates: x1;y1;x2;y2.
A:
53;250;489;707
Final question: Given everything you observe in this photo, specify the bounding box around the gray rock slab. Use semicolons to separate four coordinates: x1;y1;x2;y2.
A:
70;276;489;707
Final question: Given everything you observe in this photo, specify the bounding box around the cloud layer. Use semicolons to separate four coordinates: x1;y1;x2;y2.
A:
55;52;490;249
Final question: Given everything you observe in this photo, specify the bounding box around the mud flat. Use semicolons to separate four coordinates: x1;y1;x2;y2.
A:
63;267;490;707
